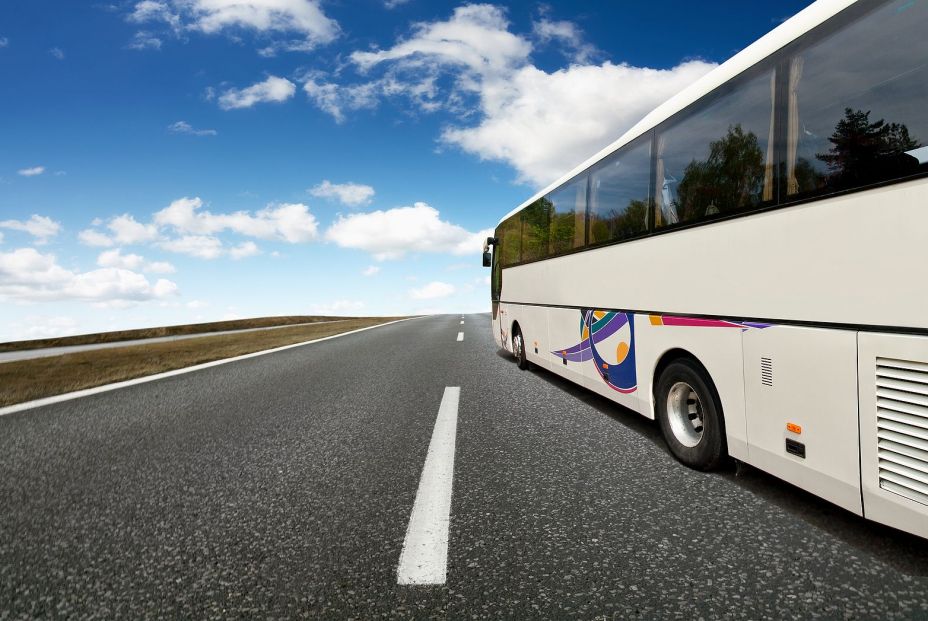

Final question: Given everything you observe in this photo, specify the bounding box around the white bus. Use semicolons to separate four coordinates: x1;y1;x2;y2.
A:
483;0;928;539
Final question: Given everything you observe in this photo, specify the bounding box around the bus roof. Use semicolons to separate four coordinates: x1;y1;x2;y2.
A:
497;0;857;227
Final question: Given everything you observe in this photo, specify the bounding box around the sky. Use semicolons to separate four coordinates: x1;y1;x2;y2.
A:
0;0;815;341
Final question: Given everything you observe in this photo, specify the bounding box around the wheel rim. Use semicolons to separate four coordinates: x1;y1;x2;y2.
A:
666;381;704;448
513;333;523;361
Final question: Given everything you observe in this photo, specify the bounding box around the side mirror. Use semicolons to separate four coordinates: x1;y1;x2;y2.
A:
482;251;492;267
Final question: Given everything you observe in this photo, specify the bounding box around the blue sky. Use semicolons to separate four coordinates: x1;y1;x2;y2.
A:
0;0;814;340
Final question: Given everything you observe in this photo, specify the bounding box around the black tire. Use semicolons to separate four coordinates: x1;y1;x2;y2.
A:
512;327;531;370
655;358;727;471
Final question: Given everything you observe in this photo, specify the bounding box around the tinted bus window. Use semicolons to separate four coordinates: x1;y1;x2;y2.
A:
548;175;588;255
656;68;777;228
521;198;552;262
589;135;651;245
785;0;928;198
500;214;521;267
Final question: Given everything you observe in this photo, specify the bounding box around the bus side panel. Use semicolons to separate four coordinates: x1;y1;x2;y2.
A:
634;315;749;461
521;304;550;371
858;332;928;539
742;325;862;516
546;306;594;390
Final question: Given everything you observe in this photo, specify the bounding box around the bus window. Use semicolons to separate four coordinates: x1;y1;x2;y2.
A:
655;67;777;228
589;134;652;245
785;0;928;198
500;214;521;267
548;174;588;255
521;198;552;262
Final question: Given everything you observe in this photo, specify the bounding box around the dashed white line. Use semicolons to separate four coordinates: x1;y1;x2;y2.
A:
456;332;464;342
397;386;460;585
459;320;464;325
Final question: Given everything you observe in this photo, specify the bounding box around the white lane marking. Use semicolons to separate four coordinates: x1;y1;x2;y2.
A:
0;318;421;417
459;320;463;325
397;386;460;585
456;332;463;342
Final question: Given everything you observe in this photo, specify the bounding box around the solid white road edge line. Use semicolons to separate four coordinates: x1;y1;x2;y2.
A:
0;317;420;418
397;386;460;585
456;332;464;342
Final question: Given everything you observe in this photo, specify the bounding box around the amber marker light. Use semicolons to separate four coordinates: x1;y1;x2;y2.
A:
786;423;802;434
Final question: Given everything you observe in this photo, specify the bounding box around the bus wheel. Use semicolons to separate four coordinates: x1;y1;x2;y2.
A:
655;359;726;471
512;328;531;370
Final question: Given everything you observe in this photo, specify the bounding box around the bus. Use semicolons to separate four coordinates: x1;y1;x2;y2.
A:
482;0;928;539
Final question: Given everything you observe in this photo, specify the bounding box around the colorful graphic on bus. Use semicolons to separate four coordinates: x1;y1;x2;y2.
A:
649;314;771;330
554;310;637;394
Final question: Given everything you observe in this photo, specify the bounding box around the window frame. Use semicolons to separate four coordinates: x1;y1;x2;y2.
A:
586;132;654;249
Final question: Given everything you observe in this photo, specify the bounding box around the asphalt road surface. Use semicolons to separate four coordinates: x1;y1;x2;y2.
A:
2;314;928;619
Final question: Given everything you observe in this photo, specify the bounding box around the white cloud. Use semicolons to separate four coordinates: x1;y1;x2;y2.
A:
310;299;365;314
442;60;715;186
305;3;716;187
324;202;491;260
146;260;176;274
160;235;224;259
0;215;62;244
0;37;9;48
78;229;115;247
303;5;525;122
128;0;339;52
48;47;65;60
129;1;181;30
17;166;45;177
229;241;260;259
218;75;296;110
0;248;178;304
154;197;318;242
302;77;383;123
97;248;145;270
109;213;159;244
97;248;176;273
351;5;530;75
362;265;380;277
532;17;596;63
310;180;374;207
128;31;163;50
168;120;217;136
409;281;455;300
80;197;319;259
384;0;411;7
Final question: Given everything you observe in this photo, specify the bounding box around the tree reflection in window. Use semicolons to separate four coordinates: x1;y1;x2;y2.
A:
521;198;553;262
666;124;766;223
810;108;920;192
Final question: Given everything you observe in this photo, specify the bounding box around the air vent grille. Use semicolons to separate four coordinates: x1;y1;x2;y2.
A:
876;357;928;506
761;357;773;387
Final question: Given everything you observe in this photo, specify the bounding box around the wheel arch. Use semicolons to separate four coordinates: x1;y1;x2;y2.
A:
649;348;724;424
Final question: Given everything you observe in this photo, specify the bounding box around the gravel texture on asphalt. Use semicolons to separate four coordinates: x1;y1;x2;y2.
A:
1;314;927;619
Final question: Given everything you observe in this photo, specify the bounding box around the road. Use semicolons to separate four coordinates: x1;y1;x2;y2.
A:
1;313;928;619
0;320;348;364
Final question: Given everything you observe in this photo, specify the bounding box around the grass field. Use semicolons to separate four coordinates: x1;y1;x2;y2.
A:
0;315;351;353
0;317;407;408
